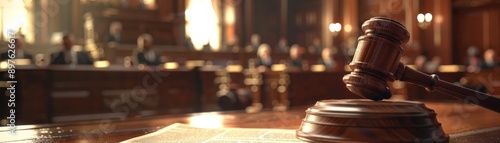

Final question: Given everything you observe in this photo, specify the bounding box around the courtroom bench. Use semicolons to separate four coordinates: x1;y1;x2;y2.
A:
1;65;202;124
1;65;490;125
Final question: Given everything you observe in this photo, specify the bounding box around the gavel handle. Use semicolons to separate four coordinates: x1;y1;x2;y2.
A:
399;65;500;113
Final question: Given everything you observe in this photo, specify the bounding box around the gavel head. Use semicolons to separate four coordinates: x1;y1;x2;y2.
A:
343;17;410;101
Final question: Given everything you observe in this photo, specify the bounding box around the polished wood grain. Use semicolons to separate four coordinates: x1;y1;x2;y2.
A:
1;102;499;143
0;65;487;125
297;99;448;142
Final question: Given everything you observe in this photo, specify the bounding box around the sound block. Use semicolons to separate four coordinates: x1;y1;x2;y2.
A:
296;99;448;143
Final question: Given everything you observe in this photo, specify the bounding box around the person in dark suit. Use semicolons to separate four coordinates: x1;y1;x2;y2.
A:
482;49;497;69
107;21;122;44
276;38;289;53
134;33;162;66
287;44;303;70
245;34;261;52
0;36;33;62
50;34;94;65
254;44;272;70
317;47;336;71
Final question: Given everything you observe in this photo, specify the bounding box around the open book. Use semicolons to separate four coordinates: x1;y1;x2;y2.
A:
121;123;304;142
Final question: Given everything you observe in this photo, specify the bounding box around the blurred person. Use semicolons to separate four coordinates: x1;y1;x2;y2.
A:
217;83;252;111
308;37;322;54
287;44;303;70
134;33;162;66
317;47;336;71
224;36;240;53
482;49;497;69
254;44;272;70
424;56;441;73
184;37;195;51
465;46;483;72
245;34;261;52
414;55;427;72
50;34;94;65
277;38;289;53
1;35;33;62
107;21;122;44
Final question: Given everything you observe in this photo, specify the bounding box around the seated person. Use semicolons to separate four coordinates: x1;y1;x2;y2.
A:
424;56;441;73
414;54;428;72
50;34;94;65
287;45;303;70
107;21;122;44
223;36;240;53
1;35;33;62
482;49;497;69
317;47;336;71
254;44;272;70
245;34;261;52
465;46;483;72
308;38;322;54
217;83;252;111
277;38;289;53
134;33;162;66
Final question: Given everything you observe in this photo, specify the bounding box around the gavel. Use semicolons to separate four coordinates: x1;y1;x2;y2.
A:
343;17;500;113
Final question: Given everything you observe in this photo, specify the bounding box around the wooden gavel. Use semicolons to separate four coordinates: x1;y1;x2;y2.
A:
343;17;500;113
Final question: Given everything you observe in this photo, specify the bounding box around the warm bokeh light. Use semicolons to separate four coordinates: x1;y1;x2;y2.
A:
226;65;242;72
141;0;156;10
271;64;286;71
417;13;425;23
438;65;465;72
93;60;110;68
0;59;31;69
0;61;7;69
344;24;352;33
329;23;342;32
224;5;235;24
0;0;33;43
163;62;179;70
185;60;205;69
417;13;433;29
425;13;433;22
185;0;220;51
188;113;224;128
310;64;326;72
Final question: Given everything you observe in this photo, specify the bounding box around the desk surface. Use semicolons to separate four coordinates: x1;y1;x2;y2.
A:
1;101;499;143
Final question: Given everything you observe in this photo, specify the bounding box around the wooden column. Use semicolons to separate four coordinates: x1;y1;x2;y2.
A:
341;0;359;43
433;0;452;64
280;0;288;38
420;0;452;64
321;0;333;47
243;0;253;45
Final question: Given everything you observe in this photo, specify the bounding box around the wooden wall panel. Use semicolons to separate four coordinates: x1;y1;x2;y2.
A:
452;1;500;64
287;0;322;47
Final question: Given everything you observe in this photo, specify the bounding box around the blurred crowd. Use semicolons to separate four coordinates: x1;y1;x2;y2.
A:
1;21;497;73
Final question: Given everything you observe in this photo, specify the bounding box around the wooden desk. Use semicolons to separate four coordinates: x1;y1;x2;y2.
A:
1;102;499;142
1;66;494;126
1;66;202;124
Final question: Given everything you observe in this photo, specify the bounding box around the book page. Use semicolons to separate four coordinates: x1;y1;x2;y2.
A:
121;123;304;143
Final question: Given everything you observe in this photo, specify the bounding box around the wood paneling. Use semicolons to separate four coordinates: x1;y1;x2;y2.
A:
78;0;183;45
287;0;323;46
2;102;500;143
453;1;500;64
251;0;281;45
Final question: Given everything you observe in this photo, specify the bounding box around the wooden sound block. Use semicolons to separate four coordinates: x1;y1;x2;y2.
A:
296;99;448;143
